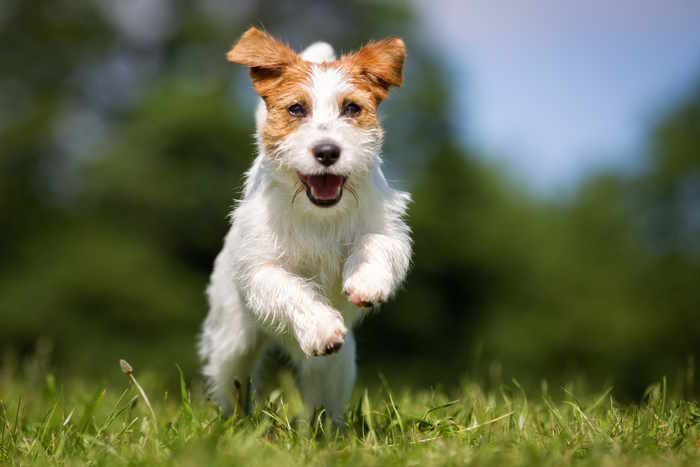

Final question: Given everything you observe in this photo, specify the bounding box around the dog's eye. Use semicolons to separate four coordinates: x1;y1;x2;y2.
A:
287;103;307;118
342;102;361;118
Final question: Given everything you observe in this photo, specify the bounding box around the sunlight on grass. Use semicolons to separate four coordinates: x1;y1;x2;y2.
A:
0;361;698;466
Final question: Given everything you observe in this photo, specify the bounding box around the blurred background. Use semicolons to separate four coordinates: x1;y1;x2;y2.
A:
1;0;699;400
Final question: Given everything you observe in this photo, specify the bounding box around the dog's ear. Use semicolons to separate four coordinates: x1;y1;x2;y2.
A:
227;27;299;97
348;38;406;103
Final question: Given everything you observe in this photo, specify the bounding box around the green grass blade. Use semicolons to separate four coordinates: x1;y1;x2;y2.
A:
78;388;105;434
176;364;194;424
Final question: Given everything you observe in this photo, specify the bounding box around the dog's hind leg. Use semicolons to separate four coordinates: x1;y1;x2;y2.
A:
206;343;266;417
199;301;267;418
296;331;356;425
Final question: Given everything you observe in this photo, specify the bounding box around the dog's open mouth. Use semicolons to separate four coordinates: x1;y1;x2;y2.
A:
297;173;347;207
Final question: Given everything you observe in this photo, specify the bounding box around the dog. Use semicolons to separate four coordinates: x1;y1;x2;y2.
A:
198;27;412;424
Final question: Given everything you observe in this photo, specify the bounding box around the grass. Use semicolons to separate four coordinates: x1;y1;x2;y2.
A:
1;361;699;466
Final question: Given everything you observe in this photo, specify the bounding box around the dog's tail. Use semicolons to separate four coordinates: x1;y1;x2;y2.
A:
255;41;336;132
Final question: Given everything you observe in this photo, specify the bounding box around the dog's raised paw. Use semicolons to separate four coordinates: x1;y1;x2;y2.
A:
343;287;380;308
343;266;392;308
311;328;345;356
300;313;347;357
322;329;345;355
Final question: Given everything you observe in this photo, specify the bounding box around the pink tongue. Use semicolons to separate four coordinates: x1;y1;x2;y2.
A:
307;174;343;199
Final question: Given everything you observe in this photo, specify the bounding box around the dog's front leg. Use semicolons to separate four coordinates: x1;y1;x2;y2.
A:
241;264;347;356
342;231;412;308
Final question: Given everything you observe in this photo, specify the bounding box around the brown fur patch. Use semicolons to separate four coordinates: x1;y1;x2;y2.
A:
227;27;308;100
259;64;312;157
227;28;297;68
227;28;405;154
337;89;382;130
227;28;314;156
340;38;406;104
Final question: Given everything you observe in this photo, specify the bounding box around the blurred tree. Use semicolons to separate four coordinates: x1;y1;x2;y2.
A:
638;80;700;391
644;81;700;256
1;0;698;398
0;0;453;383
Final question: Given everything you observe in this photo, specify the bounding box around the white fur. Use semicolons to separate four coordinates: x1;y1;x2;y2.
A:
199;41;412;423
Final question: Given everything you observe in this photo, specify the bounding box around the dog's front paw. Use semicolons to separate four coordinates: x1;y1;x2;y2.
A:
297;311;347;357
343;265;392;308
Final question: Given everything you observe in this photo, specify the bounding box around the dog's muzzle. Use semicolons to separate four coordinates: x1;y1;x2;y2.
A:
297;173;347;207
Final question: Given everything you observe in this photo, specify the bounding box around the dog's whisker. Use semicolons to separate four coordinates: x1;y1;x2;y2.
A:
345;183;360;206
291;183;305;205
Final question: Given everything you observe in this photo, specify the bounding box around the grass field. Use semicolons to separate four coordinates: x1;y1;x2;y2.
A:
1;360;699;466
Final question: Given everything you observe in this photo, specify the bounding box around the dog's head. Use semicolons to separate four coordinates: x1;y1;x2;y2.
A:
228;27;405;209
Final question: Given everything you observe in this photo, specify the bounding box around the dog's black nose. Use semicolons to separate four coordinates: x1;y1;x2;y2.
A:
312;142;341;166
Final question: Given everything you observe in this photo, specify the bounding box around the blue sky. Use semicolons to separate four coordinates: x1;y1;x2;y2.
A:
414;0;700;193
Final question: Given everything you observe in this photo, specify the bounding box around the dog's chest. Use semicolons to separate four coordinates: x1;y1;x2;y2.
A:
281;229;351;290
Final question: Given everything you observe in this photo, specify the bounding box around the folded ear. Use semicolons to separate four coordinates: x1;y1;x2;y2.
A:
348;38;406;103
227;27;299;97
